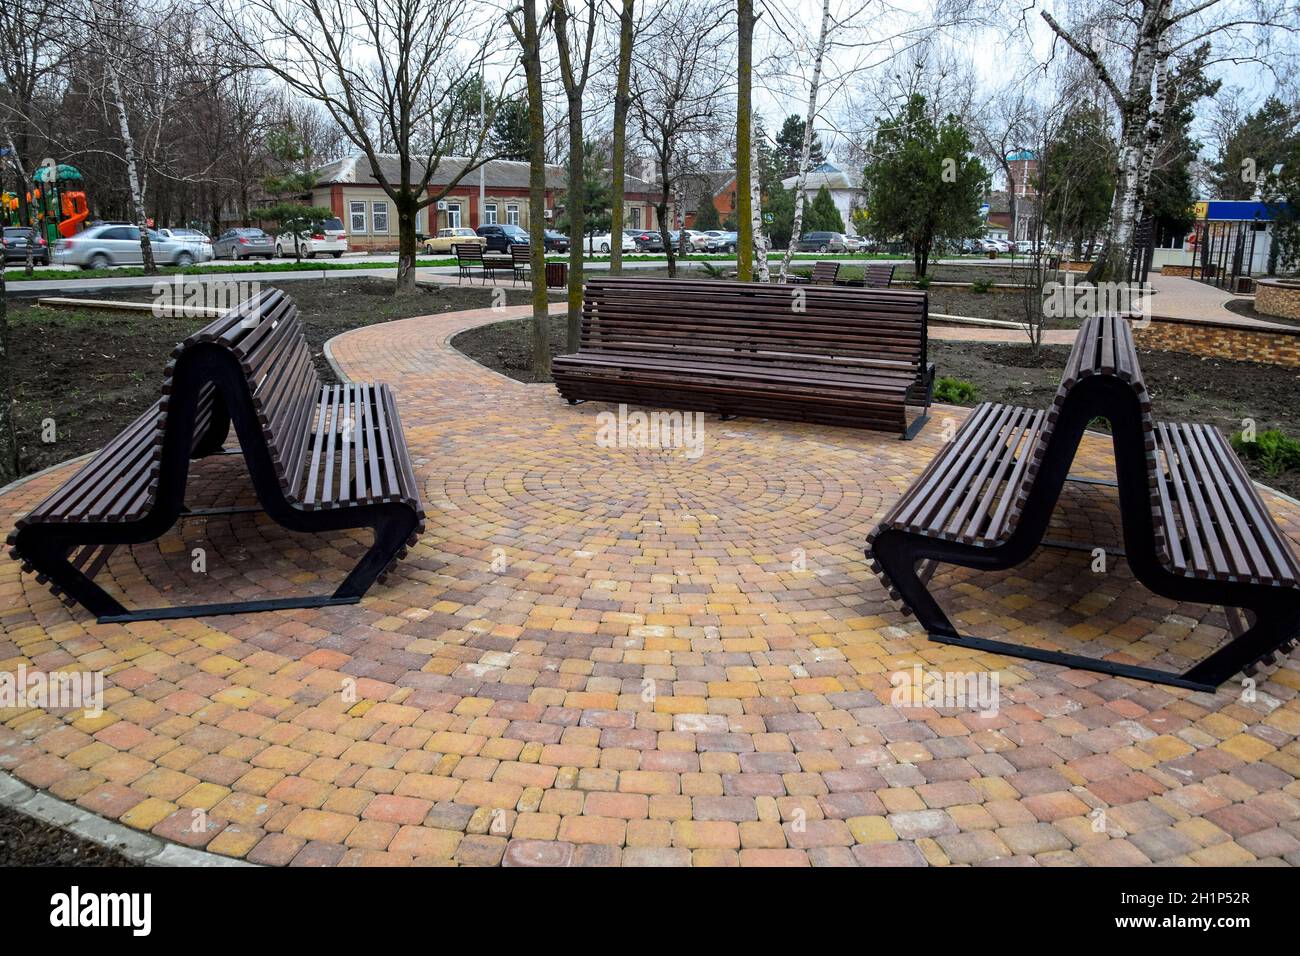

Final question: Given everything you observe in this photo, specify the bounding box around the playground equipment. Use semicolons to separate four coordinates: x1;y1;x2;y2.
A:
26;163;91;242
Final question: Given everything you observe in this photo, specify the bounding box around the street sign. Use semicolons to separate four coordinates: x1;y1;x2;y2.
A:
763;212;774;224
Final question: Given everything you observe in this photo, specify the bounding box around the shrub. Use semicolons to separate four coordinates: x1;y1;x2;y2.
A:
1231;428;1300;476
934;376;978;405
914;275;931;289
971;278;994;293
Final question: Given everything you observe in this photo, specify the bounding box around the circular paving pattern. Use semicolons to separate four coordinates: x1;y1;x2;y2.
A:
1;302;1299;867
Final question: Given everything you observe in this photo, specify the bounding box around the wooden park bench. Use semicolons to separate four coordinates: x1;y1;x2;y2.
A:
454;243;493;283
864;264;895;288
789;261;840;286
867;313;1300;690
510;244;532;285
8;289;425;623
552;277;935;438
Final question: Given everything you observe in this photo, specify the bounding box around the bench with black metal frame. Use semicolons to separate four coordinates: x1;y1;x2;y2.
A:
510;244;532;285
788;261;840;286
864;264;895;288
454;243;485;283
867;313;1300;691
8;289;426;624
552;277;935;439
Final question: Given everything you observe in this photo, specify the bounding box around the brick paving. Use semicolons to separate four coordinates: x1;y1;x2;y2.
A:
2;302;1299;867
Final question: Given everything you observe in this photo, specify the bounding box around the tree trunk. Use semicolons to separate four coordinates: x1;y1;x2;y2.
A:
658;191;674;278
564;103;584;352
7;135;34;277
608;0;634;276
735;0;754;280
0;267;15;483
520;0;551;376
395;193;418;294
778;0;830;282
107;67;157;275
750;117;770;282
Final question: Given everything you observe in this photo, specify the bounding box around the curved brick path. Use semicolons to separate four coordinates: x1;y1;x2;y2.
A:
2;303;1299;867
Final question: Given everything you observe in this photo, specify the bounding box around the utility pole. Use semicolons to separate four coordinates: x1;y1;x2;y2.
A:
479;66;487;225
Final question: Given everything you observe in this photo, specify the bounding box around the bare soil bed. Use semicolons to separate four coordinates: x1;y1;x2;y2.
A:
6;278;544;477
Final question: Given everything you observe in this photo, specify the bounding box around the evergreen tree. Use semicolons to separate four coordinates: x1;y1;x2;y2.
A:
861;94;987;276
1212;97;1300;201
775;114;825;177
1145;45;1220;239
693;197;721;230
557;140;612;240
1040;105;1117;257
806;184;843;232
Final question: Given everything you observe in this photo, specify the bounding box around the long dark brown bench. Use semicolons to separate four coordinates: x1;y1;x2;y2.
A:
553;277;934;438
867;313;1300;691
8;289;425;623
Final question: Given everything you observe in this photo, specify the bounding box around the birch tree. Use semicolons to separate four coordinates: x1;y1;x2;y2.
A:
1040;0;1298;281
221;0;507;295
749;117;770;281
777;0;830;282
508;0;552;378
735;0;755;280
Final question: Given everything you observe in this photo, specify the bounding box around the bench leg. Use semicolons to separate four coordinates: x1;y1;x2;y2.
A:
1180;597;1300;689
333;507;421;601
566;398;585;406
19;535;129;620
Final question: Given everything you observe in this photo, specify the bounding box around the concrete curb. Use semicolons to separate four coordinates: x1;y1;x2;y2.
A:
0;770;255;867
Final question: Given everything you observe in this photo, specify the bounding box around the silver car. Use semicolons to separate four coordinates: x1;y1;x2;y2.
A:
53;223;202;270
158;227;215;262
213;227;275;260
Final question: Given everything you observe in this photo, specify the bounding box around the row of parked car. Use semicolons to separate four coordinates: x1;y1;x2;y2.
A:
422;225;746;256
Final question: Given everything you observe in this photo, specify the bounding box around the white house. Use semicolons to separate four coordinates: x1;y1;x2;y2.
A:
781;162;865;236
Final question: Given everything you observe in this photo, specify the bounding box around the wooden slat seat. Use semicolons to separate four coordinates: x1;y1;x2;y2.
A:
9;288;425;623
864;264;895;288
553;277;934;438
868;313;1300;691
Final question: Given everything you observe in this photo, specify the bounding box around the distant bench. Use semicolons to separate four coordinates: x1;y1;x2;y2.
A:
8;289;425;622
552;277;934;438
868;313;1300;690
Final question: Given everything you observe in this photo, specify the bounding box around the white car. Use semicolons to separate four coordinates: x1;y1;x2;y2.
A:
275;216;348;258
579;231;636;254
157;228;215;262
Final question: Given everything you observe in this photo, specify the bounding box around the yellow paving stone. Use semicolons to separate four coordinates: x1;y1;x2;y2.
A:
847;816;897;843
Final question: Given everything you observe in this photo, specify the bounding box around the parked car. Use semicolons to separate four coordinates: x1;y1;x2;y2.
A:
275;216;348;258
213;227;275;260
795;231;848;253
53;224;201;269
1013;240;1036;254
1;226;51;266
630;230;664;252
157;227;215;262
543;229;570;253
424;227;484;254
579;230;635;254
666;230;709;253
476;224;530;251
702;230;739;253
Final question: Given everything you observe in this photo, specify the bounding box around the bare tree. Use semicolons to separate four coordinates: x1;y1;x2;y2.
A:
735;0;754;280
551;0;598;349
508;0;552;379
973;85;1038;243
777;0;830;283
631;1;729;278
220;0;508;294
607;0;635;276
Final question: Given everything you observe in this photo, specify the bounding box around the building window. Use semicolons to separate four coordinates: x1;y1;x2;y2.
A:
349;201;366;234
485;203;498;225
506;204;519;226
446;203;461;228
414;208;422;235
629;207;641;229
371;201;389;234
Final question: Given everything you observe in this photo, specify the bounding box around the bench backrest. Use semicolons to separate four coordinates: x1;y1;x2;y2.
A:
455;243;483;262
165;289;321;493
580;277;928;377
864;264;894;288
511;244;530;265
810;261;839;285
